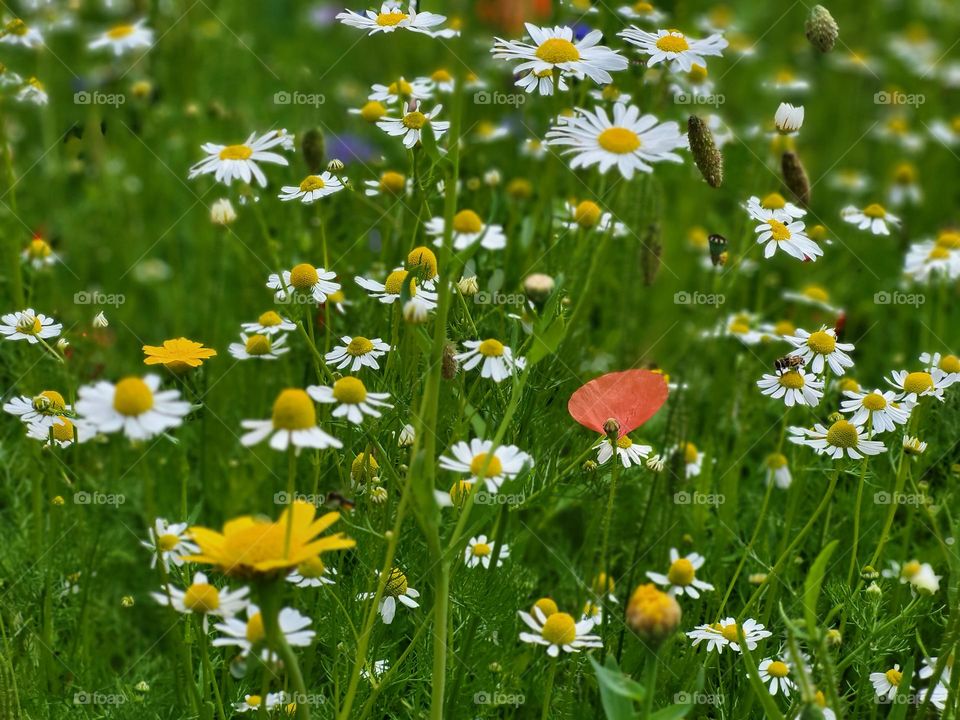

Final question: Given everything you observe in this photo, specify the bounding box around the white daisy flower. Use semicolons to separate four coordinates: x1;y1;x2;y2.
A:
515;68;569;96
88;19;153;55
784;326;854;376
228;332;290;361
929;116;960;147
439;438;533;493
464;535;508;569
870;664;906;702
763;69;810;93
594;435;652;467
705;312;767;345
267;263;340;304
919;351;960;376
26;416;89;447
782;285;841;313
674;442;704;478
140;519;200;571
234;692;289;714
21;236;57;269
840;389;910;433
325;335;390;372
76;375;191;441
213;604;314;660
364;171;410;197
188;130;290;188
286;556;337;588
744;193;806;222
562;200;628;236
357;567;420;624
618;27;727;72
278;172;344;204
686;617;772;654
617;2;667;23
241;310;296;336
518;606;601;657
240;388;341;451
903;240;959;282
646;548;715;598
0;309;62;344
151;571;249;632
1;19;44;48
789;418;886;460
756;368;824;407
3;390;72;432
355;268;438;309
491;23;627;94
757;657;797;697
15;77;47;106
752;212;822;261
424;68;455;94
368;76;433;105
308;377;392;425
424;210;507;251
841;203;901;236
886;367;958;403
919;655;953;683
545;102;687;180
774;102;804;134
361;659;391;681
763;453;791;489
454;338;525;383
903;435;927;455
336;1;456;38
376;101;450;149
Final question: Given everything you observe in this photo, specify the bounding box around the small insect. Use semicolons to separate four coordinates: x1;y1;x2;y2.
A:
774;355;803;373
324;492;356;512
708;233;728;267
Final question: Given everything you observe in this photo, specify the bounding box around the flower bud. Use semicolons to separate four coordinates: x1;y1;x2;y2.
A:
625;583;681;644
327;158;345;173
210;198;236;226
687;115;723;188
441;343;459;380
457;276;479;296
782;151;811;206
523;273;555;303
805;5;839;53
300;128;326;174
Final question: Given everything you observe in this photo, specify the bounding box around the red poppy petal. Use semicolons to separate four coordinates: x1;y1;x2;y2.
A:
568;369;669;437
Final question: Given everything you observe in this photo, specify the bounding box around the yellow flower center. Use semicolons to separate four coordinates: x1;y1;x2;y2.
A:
688;64;708;83
602;85;622;100
574;200;602;228
633;1;654;11
470;453;503;477
778;370;805;389
765;452;787;469
219;144;253;161
729;321;750;335
774;320;796;336
246;695;263;708
402;111;428;130
885;668;902;686
113;377;154;417
478;339;505;357
775;69;794;83
767;661;789;678
541;612;577;645
683;442;699;464
271;389;316;430
533;597;558;618
360;101;387;123
862;392;887;411
107;24;135;39
35;390;66;412
928;247;950;261
825;420;859;448
376;11;408;26
28;238;51;258
803;285;829;303
719;623;740;642
258;310;283;327
385;567;408;596
656;33;690;52
384;269;415;296
840;378;861;393
449;480;473;506
767;219;791;242
245;334;272;355
597;127;641;154
814;690;827;708
332;377;368;404
407;246;438;277
388;78;413;96
472;542;491;557
346;337;374;356
17;315;42;335
246;612;265;644
431;69;453;83
616;436;633;449
667;558;695;586
183;583;220;613
862;203;886;219
380;171;406;193
289;263;319;289
807;330;836;355
299;175;326;192
452;209;484;234
51;418;75;442
297;555;326;579
535;38;581;64
939;355;960;373
762;192;787;209
158;533;181;551
903;371;933;394
893;163;916;184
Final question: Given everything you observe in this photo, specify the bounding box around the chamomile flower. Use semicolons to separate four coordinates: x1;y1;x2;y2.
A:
16;77;47;106
278;172;344;203
757;657;797;697
228;332;290;360
675;442;704;478
355;268;438;308
919;351;960;376
757;368;824;407
241;310;296;336
0;309;61;343
213;604;314;660
929;116;960;147
745;193;806;222
325;336;390;372
368;76;432;104
376;101;449;149
887;368;958;403
439;438;533;493
1;19;44;48
618;27;727;72
617;2;667;23
4;390;72;432
22;236;57;269
888;162;922;207
840;389;910;433
464;535;508;569
364;171;409;197
491;24;628;93
358;567;420;624
763;68;810;93
646;549;715;598
88;19;153;55
188;130;289;187
545;102;687;180
784;327;854;375
903;241;959;282
753;213;822;261
424;210;507;251
763;453;792;489
151;572;249;632
774;102;804;134
841;203;900;236
594;435;652;467
903;435;927;455
267;263;340;304
515;69;570;96
308;377;392;425
286;556;337;588
425;68;454;93
518;606;602;657
870;664;906;701
140;519;199;571
26;416;88;448
76;375;191;441
336;2;455;38
234;693;289;714
562;200;628;236
454;338;526;383
686;617;772;654
241;388;341;451
782;285;841;313
789;418;886;459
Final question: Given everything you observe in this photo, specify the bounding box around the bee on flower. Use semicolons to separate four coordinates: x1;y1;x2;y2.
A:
267;263;340;304
377;101;450;149
308;377;393;425
188;130;290;187
646;549;715;598
454;338;525;383
618;27;727;72
439;438;533;493
88;19;153;55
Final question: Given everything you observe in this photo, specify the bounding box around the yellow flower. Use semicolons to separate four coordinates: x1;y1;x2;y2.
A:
185;500;354;578
143;337;217;372
625;583;681;643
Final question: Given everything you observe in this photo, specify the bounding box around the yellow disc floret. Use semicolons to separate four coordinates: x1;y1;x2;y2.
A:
113;377;154;417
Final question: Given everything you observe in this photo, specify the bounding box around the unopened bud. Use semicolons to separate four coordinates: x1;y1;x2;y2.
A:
457;276;479;296
301;128;326;174
522;273;554;303
782;152;811;206
687;115;723;188
805;5;839;53
441;343;459;380
327;158;345;173
625;583;681;644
